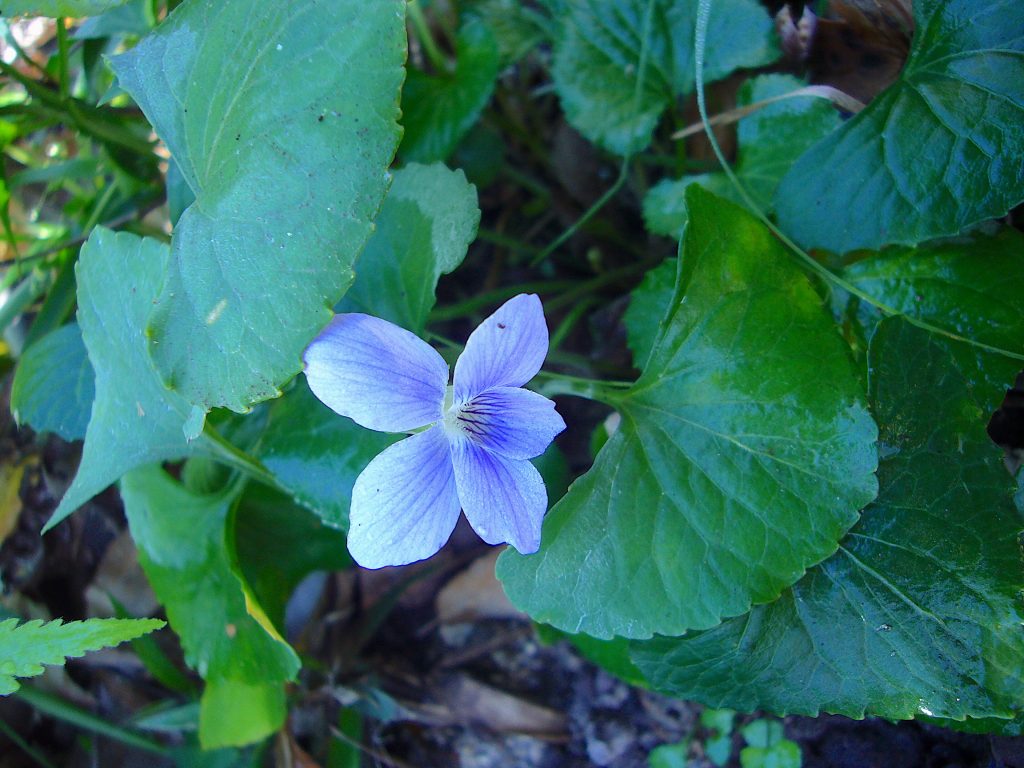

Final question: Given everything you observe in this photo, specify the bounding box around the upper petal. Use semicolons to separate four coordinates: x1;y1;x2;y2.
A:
453;294;548;401
452;387;566;460
348;426;462;569
451;439;547;554
303;313;448;433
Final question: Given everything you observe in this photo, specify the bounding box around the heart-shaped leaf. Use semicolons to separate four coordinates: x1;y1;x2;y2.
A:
498;187;878;639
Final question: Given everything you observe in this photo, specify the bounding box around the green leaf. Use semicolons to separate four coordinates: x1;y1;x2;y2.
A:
0;617;163;695
11;323;94;441
0;0;129;15
623;258;676;369
649;740;691;768
642;74;841;239
121;466;299;746
732;75;843;210
400;20;500;164
552;0;778;155
844;228;1024;357
630;318;1024;722
775;0;1024;252
643;174;739;239
498;187;878;639
199;678;285;750
337;162;480;334
46;229;202;532
111;0;406;412
465;0;548;66
257;379;395;532
234;484;349;632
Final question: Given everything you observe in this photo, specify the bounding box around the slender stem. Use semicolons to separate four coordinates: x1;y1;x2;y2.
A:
529;159;630;267
56;19;70;100
407;0;451;74
531;370;630;405
201;427;283;492
671;85;865;141
550;296;599;351
14;686;168;756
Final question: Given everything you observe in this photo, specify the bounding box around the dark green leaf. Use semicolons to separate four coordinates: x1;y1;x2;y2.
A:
844;228;1024;357
498;188;878;639
401;21;500;163
11;323;94;441
46;229;202;532
775;0;1024;252
552;0;778;155
111;0;406;412
234;484;349;631
258;379;395;532
631;319;1024;722
338;163;479;334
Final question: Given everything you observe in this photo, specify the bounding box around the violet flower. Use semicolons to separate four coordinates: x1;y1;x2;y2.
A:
302;294;566;568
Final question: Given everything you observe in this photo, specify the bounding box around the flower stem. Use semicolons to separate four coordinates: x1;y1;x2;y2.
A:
531;371;631;405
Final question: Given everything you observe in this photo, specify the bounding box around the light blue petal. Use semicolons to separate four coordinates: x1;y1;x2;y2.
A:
453;294;548;401
451;439;547;554
452;387;566;460
349;427;461;568
303;313;448;433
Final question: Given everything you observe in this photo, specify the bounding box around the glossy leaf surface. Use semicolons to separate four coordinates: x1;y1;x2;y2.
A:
498;188;878;638
631;319;1024;721
844;228;1024;357
775;0;1024;252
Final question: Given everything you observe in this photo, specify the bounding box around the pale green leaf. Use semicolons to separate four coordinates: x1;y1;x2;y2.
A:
338;162;480;334
11;323;94;441
630;319;1024;722
0;617;163;695
111;0;406;411
46;229;203;532
198;678;286;750
775;0;1024;252
552;0;778;155
498;187;878;639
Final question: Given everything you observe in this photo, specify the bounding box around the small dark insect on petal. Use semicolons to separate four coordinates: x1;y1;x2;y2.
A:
497;323;506;329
